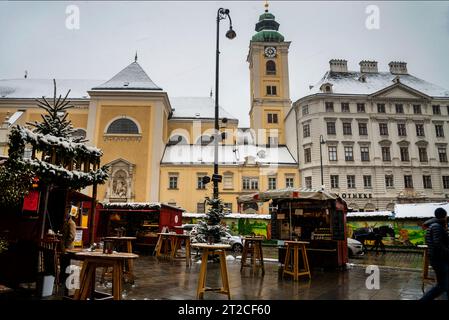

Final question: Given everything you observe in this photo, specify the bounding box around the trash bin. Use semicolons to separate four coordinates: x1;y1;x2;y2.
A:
37;273;55;297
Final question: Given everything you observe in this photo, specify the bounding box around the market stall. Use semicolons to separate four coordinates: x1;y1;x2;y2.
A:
96;202;185;253
238;188;348;269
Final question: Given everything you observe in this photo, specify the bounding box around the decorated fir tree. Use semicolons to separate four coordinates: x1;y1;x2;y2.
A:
191;196;229;244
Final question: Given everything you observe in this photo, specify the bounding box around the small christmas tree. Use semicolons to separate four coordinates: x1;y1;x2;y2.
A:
191;197;229;244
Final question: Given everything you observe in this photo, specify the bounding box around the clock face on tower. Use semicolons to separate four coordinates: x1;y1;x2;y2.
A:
264;46;277;58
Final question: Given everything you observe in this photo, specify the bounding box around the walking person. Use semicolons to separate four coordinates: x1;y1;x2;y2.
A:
420;208;449;300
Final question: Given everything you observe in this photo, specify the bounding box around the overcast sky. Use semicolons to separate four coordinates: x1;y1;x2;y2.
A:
1;1;448;126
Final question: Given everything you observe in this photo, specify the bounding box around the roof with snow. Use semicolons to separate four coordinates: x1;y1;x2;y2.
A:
161;144;297;165
101;202;184;211
183;212;272;220
394;202;449;219
170;97;237;120
92;61;162;91
308;71;449;98
347;211;393;218
0;79;101;99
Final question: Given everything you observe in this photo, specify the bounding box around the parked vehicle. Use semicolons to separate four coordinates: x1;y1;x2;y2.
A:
187;224;244;255
347;238;364;257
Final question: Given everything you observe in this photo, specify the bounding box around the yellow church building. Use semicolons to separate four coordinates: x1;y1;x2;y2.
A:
0;7;299;214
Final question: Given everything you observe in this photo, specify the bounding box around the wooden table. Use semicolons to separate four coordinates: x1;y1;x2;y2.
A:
171;234;192;267
418;245;435;292
104;236;137;283
240;236;265;275
155;233;176;259
283;241;311;281
191;243;231;300
73;251;139;300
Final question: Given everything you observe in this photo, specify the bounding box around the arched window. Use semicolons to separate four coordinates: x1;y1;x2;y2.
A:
168;134;188;145
266;60;276;75
196;135;214;146
106;118;139;134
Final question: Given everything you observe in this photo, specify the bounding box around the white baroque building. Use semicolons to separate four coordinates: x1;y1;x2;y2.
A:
286;59;449;211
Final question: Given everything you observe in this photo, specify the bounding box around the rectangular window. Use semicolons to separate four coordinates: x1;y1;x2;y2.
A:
423;175;432;189
223;174;233;189
419;147;428;162
357;103;365;113
325;102;334;112
397;123;407;136
395;104;404;114
266;85;277;96
347;175;356;189
327;122;336;135
330;175;339;189
360;147;370;161
413;104;422;114
358;123;368;136
302;105;309;116
344;146;354;161
342;122;352;135
379;123;389;136
268;177;277;190
381;147;391;161
400;147;410;161
433;105;441;115
439;148;448;163
268;136;278;146
303;123;310;138
243;177;259;190
435;124;445;138
197;202;205;213
363;175;372;189
304;148;311;163
285;177;295;188
197;175;206;189
169;174;178;189
341;103;350;113
385;175;394;188
404;175;414;188
267;113;278;124
328;146;337;161
416;124;425;137
377;103;386;113
443;176;449;189
305;177;312;189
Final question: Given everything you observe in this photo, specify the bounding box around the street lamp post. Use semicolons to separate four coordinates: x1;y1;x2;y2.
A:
213;8;236;202
319;135;326;187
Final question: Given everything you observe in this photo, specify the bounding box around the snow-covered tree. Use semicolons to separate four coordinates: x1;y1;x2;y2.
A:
191;197;229;244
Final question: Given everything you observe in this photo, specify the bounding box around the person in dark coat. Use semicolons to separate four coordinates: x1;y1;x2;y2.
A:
420;207;449;300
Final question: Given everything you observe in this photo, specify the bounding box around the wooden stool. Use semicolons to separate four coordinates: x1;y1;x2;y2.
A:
191;243;231;300
240;236;265;275
155;233;174;260
171;234;192;267
283;241;311;281
418;245;435;292
74;251;138;300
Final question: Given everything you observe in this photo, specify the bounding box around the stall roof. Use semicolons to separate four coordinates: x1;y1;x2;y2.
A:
101;202;185;211
347;211;393;218
394;202;449;219
183;212;272;220
237;187;341;203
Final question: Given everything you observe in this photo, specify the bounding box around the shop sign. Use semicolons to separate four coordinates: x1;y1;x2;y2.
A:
337;193;372;199
277;214;285;220
22;190;40;212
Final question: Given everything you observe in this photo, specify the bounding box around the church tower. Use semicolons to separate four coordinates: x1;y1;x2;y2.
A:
247;2;291;146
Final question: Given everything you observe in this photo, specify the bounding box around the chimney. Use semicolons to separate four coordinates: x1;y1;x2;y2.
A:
359;60;378;73
329;59;348;73
389;61;408;75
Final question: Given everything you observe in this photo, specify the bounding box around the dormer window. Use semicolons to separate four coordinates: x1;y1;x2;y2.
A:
123;82;129;87
320;83;333;93
359;75;366;82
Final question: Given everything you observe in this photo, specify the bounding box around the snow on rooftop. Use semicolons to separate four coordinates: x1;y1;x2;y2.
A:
394;202;449;219
170;97;237;120
309;71;449;97
183;212;272;220
347;211;393;218
6;111;24;126
0;79;102;99
161;144;297;165
92;62;162;91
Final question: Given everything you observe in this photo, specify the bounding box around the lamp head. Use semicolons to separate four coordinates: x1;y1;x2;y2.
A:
225;26;236;39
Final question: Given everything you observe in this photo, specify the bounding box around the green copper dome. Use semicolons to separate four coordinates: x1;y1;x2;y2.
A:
252;9;284;42
252;30;284;42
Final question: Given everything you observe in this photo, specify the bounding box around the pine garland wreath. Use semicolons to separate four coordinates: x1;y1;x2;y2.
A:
191;197;229;244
